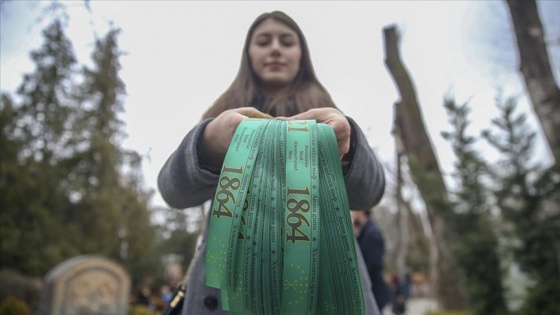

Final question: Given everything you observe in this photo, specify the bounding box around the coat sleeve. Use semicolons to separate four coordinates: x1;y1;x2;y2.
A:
344;117;386;210
157;119;219;209
158;117;385;210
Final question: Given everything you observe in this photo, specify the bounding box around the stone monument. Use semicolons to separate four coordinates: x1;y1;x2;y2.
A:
39;255;130;315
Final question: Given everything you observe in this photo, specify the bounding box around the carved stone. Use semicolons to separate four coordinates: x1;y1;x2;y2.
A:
39;255;130;315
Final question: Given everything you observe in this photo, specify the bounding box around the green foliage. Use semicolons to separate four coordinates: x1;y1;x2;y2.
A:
482;96;560;314
0;20;82;276
441;96;509;315
0;297;31;315
0;271;42;313
519;280;560;315
0;19;158;286
152;206;201;281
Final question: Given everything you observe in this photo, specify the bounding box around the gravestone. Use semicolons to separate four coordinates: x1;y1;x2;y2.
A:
39;255;130;315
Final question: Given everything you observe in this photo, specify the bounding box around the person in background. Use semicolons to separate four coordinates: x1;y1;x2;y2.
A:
352;209;391;314
152;285;173;311
135;286;153;309
158;10;386;314
389;273;406;315
160;285;173;305
402;272;412;299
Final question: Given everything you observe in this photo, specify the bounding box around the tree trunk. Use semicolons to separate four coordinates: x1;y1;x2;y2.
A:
395;133;409;277
383;25;468;309
505;0;560;164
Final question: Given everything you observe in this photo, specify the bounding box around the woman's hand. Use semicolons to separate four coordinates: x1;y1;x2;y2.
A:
283;108;351;158
201;107;271;168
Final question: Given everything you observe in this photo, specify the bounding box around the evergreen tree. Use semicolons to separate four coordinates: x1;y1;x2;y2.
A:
1;20;158;285
0;20;82;276
153;206;200;272
482;96;560;315
441;97;509;315
69;26;157;283
0;94;26;270
68;26;128;256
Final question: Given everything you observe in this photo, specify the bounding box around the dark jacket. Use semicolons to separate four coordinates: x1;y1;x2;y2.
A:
357;219;391;311
158;117;386;314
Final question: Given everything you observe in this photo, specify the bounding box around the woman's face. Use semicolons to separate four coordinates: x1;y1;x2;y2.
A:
249;18;302;88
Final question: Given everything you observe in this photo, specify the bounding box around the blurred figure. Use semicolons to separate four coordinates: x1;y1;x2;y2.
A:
402;272;412;299
161;284;172;304
352;209;391;314
389;273;406;315
135;285;153;309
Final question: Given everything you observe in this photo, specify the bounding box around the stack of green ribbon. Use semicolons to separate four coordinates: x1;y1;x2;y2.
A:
206;119;364;315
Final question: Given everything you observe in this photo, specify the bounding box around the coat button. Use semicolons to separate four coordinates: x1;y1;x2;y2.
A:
204;296;218;310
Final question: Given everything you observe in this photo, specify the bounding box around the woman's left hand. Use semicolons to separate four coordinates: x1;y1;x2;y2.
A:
283;108;351;158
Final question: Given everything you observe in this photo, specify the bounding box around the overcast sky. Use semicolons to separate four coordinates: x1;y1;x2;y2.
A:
1;1;559;208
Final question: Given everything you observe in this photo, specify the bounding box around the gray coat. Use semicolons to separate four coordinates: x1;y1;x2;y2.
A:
158;117;385;315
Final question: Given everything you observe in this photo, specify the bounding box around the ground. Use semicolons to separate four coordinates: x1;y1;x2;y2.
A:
381;297;438;315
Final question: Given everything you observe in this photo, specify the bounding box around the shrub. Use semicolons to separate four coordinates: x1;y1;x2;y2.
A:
128;305;157;315
0;296;31;315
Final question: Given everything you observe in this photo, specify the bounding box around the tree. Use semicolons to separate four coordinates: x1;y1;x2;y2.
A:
153;207;200;274
441;97;509;315
383;25;467;309
483;96;560;314
0;20;82;276
393;145;410;278
379;150;431;277
0;19;158;286
69;26;157;284
505;0;560;164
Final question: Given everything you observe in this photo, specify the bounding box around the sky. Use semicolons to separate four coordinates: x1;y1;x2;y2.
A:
1;1;559;209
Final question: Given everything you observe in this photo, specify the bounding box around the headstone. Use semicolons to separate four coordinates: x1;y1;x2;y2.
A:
39;255;130;315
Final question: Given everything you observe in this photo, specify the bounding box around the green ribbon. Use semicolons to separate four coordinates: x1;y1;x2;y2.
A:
206;119;364;315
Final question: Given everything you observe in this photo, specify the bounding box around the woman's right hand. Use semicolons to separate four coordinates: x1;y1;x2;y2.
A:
200;107;271;168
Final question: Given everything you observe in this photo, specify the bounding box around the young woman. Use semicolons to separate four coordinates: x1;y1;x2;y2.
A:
158;10;386;315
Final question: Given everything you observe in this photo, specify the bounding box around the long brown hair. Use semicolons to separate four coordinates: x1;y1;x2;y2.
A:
202;11;337;119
